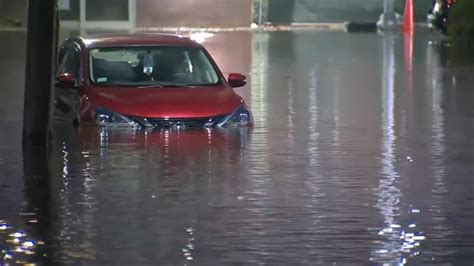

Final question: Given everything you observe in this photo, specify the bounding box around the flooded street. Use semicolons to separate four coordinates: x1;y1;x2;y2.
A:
1;30;474;264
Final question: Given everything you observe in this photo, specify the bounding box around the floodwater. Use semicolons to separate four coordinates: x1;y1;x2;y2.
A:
1;30;474;265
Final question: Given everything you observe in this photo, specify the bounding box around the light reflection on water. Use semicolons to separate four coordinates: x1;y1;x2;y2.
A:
1;31;474;264
1;220;44;264
373;33;402;263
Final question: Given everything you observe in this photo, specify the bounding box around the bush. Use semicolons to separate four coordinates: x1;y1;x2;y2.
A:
449;0;474;45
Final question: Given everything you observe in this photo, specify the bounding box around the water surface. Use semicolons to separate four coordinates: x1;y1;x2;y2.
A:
1;30;474;264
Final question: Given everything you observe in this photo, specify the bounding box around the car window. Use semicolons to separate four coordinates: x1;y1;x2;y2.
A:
88;46;220;87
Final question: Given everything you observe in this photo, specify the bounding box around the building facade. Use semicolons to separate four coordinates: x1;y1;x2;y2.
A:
1;0;433;30
0;0;27;22
58;0;252;30
265;0;433;24
137;0;252;28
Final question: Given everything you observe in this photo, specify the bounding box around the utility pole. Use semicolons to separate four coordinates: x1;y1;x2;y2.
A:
258;0;263;25
378;0;398;30
23;0;58;147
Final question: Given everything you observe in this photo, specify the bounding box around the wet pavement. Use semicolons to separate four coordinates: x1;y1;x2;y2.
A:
1;29;474;264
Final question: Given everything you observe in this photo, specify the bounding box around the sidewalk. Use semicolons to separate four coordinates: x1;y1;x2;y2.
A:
4;21;430;33
136;23;347;33
133;22;431;33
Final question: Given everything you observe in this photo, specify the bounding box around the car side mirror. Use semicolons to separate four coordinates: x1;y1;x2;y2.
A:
228;73;246;88
55;73;77;89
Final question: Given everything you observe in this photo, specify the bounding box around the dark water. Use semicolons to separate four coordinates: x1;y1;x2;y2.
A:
1;30;474;265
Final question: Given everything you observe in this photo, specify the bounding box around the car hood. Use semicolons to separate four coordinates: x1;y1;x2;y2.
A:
84;85;243;118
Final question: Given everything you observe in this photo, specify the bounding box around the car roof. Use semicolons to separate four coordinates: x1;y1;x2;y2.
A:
72;33;202;49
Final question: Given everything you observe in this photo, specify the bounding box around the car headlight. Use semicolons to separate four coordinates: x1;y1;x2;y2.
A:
95;108;140;128
217;105;253;127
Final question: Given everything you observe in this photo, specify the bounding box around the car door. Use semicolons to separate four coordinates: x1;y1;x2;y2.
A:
54;42;82;125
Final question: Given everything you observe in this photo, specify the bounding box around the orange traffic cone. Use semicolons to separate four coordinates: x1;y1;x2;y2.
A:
403;0;414;34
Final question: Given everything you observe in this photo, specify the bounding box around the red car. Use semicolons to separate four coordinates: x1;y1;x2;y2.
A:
54;33;252;128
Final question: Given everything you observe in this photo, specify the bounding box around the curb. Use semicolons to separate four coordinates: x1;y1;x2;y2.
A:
13;22;431;33
135;23;347;33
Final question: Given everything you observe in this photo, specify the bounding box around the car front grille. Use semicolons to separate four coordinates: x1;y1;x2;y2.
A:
133;115;225;128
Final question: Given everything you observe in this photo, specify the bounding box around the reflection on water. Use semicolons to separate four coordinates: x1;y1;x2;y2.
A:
2;31;474;264
373;33;403;263
52;126;251;264
372;33;427;264
1;220;45;264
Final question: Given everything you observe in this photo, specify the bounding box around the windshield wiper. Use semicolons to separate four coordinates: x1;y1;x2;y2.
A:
137;84;165;88
163;84;193;87
137;83;195;88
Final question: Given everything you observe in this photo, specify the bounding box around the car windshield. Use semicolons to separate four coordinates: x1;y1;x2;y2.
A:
89;46;220;87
